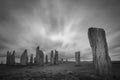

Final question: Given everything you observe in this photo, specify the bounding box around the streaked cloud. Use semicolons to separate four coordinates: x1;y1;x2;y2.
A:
0;0;120;61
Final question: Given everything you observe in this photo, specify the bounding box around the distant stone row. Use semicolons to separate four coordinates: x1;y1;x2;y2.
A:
6;46;80;66
6;46;61;65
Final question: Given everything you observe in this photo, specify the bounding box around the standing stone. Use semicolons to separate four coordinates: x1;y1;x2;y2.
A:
75;51;80;65
54;50;59;64
36;46;39;64
9;52;12;65
88;27;112;78
30;54;33;64
50;50;54;64
66;59;68;63
45;55;48;64
39;49;44;65
6;51;10;65
36;46;40;64
34;57;37;64
10;50;15;65
6;50;15;65
61;58;64;63
36;46;44;65
20;49;28;65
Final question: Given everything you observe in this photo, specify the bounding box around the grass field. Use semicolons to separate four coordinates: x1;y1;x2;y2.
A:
0;61;120;80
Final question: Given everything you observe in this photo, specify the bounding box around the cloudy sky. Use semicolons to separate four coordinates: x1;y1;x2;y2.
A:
0;0;120;61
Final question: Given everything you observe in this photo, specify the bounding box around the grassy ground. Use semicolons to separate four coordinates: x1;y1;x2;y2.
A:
0;61;120;80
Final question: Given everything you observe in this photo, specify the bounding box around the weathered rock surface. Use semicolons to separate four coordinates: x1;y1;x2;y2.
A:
50;50;54;64
54;50;59;64
20;49;28;65
75;51;80;65
11;50;15;65
30;54;33;64
6;51;10;65
45;55;48;64
6;50;15;65
88;27;112;79
35;46;44;65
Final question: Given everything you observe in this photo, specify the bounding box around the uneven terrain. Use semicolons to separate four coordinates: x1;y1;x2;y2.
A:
0;62;120;80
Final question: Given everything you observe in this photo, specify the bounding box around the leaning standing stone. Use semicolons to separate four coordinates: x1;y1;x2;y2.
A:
88;27;112;79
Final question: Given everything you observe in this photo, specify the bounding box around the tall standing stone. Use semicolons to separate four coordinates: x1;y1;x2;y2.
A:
9;52;12;65
88;27;112;78
75;51;80;65
36;46;44;65
54;50;59;64
40;49;44;65
50;50;54;64
20;49;28;65
36;46;40;64
45;55;48;64
30;54;33;64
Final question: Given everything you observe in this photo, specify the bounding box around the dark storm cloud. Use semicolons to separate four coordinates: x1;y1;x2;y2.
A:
0;0;120;61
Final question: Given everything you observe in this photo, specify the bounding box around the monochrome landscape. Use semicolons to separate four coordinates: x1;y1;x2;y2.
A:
0;0;120;80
